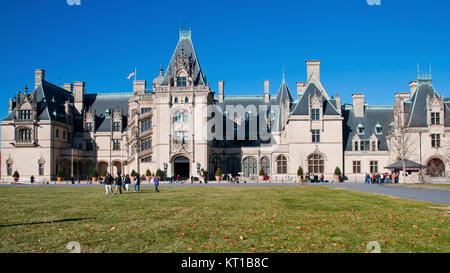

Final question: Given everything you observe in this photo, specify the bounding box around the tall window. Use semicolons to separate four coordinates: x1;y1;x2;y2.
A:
177;77;187;87
174;131;181;144
86;122;93;132
431;134;441;148
370;161;378;174
371;141;377;151
19;110;32;120
308;154;324;174
175;112;181;122
312;130;320;143
354;141;359;151
55;129;59;138
113;139;121;150
243;157;257;177
312;109;320;120
141;137;151;151
431;112;440;125
18;128;32;142
141;119;152;132
182;111;188;122
141;108;151;114
6;163;12;176
276;155;287;174
141;156;152;163
225;157;241;176
353;161;361;173
260;157;270;175
39;163;44;176
113;122;121;132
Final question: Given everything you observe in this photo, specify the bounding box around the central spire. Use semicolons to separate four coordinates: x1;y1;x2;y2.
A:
179;24;192;41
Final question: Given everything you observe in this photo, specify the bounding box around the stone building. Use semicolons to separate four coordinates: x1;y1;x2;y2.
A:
1;28;449;182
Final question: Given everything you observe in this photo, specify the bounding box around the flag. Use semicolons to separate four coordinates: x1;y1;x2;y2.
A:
127;70;136;80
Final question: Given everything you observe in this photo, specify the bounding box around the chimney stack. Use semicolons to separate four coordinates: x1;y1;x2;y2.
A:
35;69;45;89
264;80;270;103
352;93;365;117
133;80;146;95
218;81;224;102
74;81;85;114
335;94;341;114
306;61;321;82
63;83;73;93
296;82;307;98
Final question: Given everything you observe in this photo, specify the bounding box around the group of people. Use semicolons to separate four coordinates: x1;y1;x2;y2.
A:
365;172;399;184
103;172;160;195
305;174;326;183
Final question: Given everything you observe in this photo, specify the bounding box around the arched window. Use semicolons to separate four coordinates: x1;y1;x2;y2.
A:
243;157;257;177
260;157;270;175
174;97;179;103
185;97;189;103
276;155;287;174
182;111;188;123
308;154;324;174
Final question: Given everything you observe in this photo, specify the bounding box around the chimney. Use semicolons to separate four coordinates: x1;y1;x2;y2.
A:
306;61;321;82
74;81;85;113
409;81;418;96
8;98;15;113
63;83;73;93
35;69;45;89
133;80;146;95
352;93;365;117
264;80;270;103
296;82;307;98
218;81;224;102
335;94;341;114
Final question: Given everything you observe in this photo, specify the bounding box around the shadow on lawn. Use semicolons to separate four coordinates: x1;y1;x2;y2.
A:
0;217;96;228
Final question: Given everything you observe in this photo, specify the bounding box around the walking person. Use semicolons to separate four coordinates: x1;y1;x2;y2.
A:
134;172;141;192
104;172;112;195
124;174;131;192
154;176;160;193
114;173;122;194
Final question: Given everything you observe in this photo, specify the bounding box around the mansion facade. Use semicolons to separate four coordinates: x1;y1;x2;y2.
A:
1;28;449;183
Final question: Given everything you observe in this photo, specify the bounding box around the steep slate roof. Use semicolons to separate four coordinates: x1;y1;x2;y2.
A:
291;82;340;116
445;101;450;126
84;93;132;132
406;81;440;127
160;31;205;86
275;78;293;105
342;105;394;152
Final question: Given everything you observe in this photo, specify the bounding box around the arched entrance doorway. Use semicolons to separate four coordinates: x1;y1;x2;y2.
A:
173;156;190;180
426;158;445;177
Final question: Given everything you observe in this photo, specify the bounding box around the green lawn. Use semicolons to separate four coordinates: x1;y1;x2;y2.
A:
0;186;448;253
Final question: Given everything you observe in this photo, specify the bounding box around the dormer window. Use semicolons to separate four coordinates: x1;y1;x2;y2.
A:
113;122;121;132
357;124;365;135
86;122;93;132
312;109;320;121
19;110;32;120
375;124;382;135
105;109;111;118
177;77;187;87
431;112;440;125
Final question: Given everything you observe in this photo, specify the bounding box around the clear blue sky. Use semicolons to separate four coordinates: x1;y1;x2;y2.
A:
0;0;449;120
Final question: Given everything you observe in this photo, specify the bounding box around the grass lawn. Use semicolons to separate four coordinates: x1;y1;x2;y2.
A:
0;186;448;253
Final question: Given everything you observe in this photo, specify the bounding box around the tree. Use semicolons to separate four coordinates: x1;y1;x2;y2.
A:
297;167;304;177
131;169;136;177
215;168;222;177
156;169;163;178
259;169;265;176
334;167;341;176
146;169;151;177
57;169;65;178
13;170;19;178
91;169;99;178
387;103;417;183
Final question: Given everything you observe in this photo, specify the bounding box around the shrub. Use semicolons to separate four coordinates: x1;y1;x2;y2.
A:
297;167;304;176
215;168;222;177
102;170;107;177
57;169;65;178
156;169;163;177
259;169;265;176
146;169;151;176
91;169;99;178
334;167;341;176
130;169;136;177
13;170;19;178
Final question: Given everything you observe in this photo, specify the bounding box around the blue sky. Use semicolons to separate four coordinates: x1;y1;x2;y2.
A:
0;0;449;119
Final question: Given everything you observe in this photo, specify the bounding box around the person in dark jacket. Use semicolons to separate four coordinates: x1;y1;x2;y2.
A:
114;173;122;194
124;174;131;192
104;172;112;195
134;173;140;192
